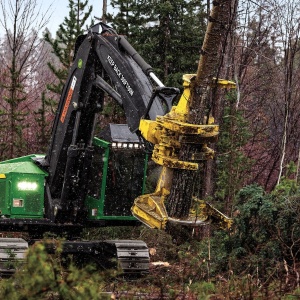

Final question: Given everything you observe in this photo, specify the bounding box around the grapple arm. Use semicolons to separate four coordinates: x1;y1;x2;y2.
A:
131;75;235;230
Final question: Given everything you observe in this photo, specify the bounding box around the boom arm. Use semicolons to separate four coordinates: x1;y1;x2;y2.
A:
37;23;179;223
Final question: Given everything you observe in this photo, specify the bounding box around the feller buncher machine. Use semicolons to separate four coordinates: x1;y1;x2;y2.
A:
0;17;233;274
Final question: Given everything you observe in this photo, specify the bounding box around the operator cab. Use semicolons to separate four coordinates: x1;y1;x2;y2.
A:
85;124;148;223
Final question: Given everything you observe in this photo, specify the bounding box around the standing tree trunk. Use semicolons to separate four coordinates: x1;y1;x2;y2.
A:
277;33;298;185
166;0;233;218
102;0;107;23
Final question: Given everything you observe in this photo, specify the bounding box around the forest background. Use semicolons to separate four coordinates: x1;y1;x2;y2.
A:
1;0;300;298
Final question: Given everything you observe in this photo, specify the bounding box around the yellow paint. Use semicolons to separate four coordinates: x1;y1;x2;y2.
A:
132;74;235;230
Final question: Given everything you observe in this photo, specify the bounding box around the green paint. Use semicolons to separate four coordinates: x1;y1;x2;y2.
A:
86;137;149;222
78;59;83;68
0;158;46;218
99;143;109;215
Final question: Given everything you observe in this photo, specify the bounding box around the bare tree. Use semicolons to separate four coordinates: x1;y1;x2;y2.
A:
214;0;300;191
216;1;280;205
0;0;50;158
269;0;300;185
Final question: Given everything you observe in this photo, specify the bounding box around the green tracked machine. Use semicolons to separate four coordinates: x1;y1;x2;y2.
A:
0;22;232;275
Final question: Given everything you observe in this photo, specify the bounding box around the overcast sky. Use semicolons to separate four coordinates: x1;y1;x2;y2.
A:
0;0;114;36
42;0;112;34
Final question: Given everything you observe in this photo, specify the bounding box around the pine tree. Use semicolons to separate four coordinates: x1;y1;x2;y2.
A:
44;0;93;95
106;0;206;86
215;92;253;214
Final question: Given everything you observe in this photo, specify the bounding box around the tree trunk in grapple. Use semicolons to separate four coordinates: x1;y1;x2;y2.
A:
166;0;233;218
